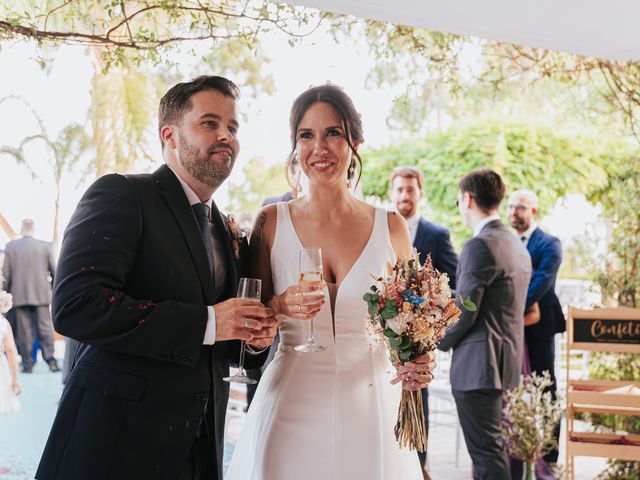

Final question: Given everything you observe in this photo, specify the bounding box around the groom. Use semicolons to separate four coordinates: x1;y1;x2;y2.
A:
36;76;278;480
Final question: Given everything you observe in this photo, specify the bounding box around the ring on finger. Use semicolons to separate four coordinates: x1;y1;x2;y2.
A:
244;319;249;329
297;304;302;314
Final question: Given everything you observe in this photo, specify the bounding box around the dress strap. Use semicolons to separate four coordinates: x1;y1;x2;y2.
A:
373;207;396;265
272;202;299;267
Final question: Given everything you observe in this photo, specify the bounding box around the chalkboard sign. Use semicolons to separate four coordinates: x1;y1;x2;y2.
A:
573;317;640;345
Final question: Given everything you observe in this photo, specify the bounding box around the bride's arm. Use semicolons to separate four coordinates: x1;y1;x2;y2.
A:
387;211;412;261
249;204;277;306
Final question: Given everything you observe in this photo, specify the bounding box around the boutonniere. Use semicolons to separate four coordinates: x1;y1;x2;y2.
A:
226;214;246;260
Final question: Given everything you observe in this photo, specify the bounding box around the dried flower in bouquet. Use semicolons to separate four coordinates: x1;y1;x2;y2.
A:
501;371;564;480
363;252;475;452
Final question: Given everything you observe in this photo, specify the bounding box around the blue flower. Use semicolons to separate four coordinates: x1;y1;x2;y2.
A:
400;289;425;305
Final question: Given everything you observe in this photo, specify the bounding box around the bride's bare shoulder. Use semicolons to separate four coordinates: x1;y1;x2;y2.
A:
386;211;412;257
386;210;408;232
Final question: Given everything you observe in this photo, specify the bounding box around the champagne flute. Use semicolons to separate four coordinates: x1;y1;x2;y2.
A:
295;247;327;353
223;277;261;384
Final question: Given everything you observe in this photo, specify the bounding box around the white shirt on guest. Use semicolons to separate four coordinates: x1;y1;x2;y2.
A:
518;221;538;247
405;211;421;244
168;165;218;346
473;214;501;237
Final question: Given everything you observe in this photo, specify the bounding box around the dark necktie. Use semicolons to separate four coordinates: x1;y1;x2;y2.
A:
192;203;215;273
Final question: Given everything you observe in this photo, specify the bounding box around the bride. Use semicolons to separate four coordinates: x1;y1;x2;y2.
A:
225;84;433;479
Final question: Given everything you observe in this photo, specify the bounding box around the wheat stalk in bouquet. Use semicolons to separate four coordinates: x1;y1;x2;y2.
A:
363;252;475;452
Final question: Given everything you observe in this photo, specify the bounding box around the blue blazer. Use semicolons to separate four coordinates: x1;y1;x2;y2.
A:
414;217;458;290
525;227;566;339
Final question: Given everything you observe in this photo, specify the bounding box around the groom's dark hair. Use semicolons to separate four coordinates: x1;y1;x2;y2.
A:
158;75;239;149
458;168;505;212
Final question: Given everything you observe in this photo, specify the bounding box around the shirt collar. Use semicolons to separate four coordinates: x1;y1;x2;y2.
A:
519;221;538;244
473;214;501;237
167;165;213;212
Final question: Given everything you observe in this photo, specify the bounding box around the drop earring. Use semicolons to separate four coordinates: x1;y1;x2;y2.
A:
347;164;355;189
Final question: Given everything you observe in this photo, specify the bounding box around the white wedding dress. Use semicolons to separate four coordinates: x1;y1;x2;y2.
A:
225;203;423;479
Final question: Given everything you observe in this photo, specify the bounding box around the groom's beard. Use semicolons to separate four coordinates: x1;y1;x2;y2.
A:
177;136;236;190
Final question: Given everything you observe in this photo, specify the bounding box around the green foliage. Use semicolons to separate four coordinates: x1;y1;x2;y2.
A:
380;299;399;320
199;38;276;99
363;291;380;317
226;156;289;214
0;0;321;69
2;0;639;141
89;64;164;176
459;296;477;312
580;155;640;478
88;39;276;177
591;159;640;307
362;118;614;248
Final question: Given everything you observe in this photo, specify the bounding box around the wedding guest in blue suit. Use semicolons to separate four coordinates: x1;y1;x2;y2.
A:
507;189;565;479
390;166;458;479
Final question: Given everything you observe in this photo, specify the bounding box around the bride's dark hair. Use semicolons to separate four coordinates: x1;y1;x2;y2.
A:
288;84;364;187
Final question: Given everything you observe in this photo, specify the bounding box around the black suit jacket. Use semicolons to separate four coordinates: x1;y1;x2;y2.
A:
36;165;266;480
524;227;565;340
413;217;458;290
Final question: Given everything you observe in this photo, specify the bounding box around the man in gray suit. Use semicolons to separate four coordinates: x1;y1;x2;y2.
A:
2;219;59;373
438;169;531;480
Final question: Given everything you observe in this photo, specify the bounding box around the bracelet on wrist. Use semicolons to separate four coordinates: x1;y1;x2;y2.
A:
244;343;269;355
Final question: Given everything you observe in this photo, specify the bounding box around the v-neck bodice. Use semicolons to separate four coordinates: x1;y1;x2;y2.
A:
272;202;395;345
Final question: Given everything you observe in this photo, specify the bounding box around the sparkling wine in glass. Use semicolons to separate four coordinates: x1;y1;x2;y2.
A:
295;247;327;353
223;277;261;384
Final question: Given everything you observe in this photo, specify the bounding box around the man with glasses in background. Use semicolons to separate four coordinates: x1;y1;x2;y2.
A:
507;189;565;480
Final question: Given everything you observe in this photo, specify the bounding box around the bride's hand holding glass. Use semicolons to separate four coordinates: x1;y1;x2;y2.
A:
272;282;325;320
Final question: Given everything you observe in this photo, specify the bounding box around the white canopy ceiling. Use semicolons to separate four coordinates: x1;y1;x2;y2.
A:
281;0;640;62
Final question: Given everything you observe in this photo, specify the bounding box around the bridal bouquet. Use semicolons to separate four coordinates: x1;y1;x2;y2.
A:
363;253;474;452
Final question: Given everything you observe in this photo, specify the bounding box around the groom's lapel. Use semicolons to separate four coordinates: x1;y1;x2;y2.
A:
154;164;215;303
